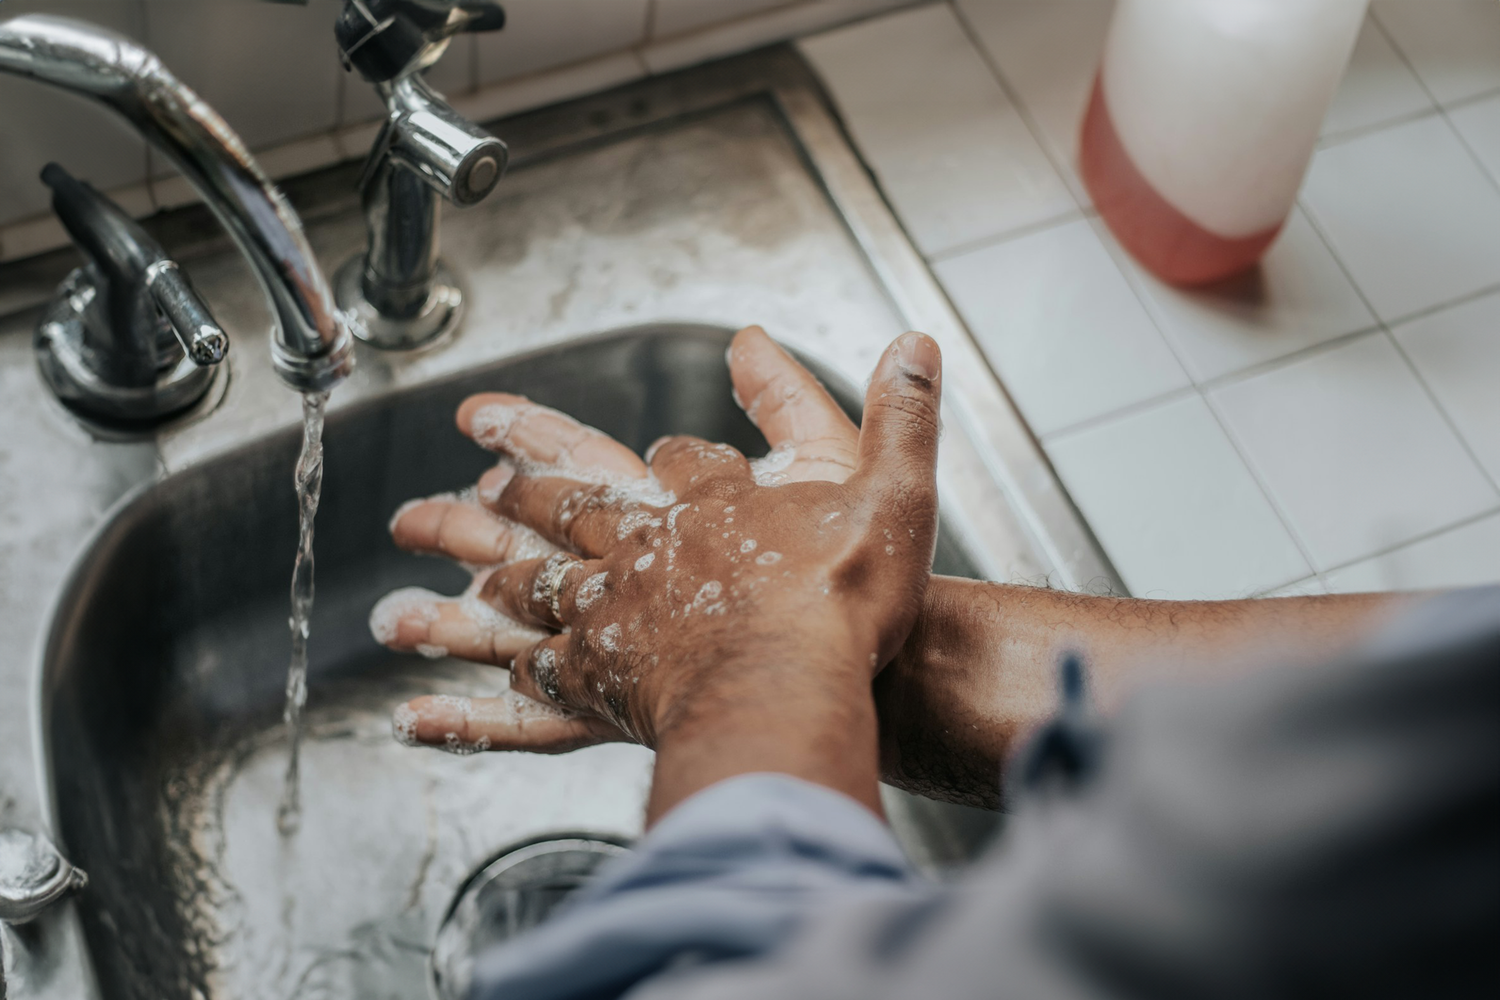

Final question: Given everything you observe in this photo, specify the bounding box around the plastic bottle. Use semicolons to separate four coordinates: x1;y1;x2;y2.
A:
1081;0;1368;285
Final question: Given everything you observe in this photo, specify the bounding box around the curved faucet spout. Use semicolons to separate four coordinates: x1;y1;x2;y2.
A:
0;14;354;392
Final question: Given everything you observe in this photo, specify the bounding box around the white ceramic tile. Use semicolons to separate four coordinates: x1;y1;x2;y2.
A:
1046;393;1312;600
800;4;1072;257
955;0;1112;203
254;134;343;183
145;0;342;152
1392;290;1500;484
1301;115;1500;323
0;213;70;261
1100;209;1376;383
1449;92;1500;184
148;172;199;214
332;116;389;164
1371;0;1500;106
935;217;1188;435
652;0;802;38
477;0;647;86
1262;576;1329;598
0;1;150;226
1212;332;1496;571
456;52;646;126
1320;15;1434;139
648;0;906;75
1324;511;1500;593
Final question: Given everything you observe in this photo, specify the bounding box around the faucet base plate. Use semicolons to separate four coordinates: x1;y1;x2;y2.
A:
335;255;466;351
35;266;223;431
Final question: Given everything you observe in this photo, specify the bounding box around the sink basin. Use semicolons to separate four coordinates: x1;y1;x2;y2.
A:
39;326;990;999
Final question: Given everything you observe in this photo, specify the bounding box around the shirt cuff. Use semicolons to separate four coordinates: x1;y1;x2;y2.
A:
469;773;916;1000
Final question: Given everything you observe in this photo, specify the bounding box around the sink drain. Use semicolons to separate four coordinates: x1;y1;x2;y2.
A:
430;834;631;1000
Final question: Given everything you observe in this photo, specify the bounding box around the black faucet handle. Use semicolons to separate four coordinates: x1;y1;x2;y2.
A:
41;163;227;367
336;0;505;84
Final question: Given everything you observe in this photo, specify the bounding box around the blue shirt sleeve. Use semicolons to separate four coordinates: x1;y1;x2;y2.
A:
469;773;921;1000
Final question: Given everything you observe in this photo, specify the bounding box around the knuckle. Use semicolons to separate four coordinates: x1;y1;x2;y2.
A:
870;391;940;434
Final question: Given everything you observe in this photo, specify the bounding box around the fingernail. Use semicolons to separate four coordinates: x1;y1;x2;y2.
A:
645;436;672;462
477;463;515;505
392;702;421;746
894;332;940;382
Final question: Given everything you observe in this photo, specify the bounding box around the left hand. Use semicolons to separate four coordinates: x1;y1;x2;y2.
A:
377;328;941;760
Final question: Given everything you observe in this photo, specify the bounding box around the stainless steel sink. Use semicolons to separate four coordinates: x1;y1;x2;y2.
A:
40;327;991;998
3;46;1115;999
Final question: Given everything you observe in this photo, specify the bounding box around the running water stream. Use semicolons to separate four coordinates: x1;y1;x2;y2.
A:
277;390;329;836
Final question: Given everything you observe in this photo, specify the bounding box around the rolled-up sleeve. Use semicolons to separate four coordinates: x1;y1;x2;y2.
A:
469;773;924;1000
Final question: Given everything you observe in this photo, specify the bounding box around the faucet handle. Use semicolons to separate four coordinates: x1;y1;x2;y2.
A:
337;0;505;84
36;163;226;425
0;828;87;925
145;260;229;366
42;163;228;370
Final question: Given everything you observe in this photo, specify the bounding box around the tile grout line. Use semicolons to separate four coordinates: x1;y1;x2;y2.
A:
1316;104;1444;150
1365;5;1500;197
1384;327;1500;498
1312;503;1500;584
1295;166;1500;495
1441;83;1500;114
947;0;1088;215
1197;386;1326;589
924;208;1086;264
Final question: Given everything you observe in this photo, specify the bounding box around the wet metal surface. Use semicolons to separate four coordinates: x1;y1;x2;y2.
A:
0;49;1115;999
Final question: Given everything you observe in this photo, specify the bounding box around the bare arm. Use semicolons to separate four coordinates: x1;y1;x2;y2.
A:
877;579;1412;807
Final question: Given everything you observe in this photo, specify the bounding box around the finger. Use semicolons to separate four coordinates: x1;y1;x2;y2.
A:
509;633;581;710
494;474;651;557
390;492;556;566
727;326;858;484
369;585;547;664
646;435;752;496
393;691;624;754
457;393;648;479
850;332;943;501
481;553;607;629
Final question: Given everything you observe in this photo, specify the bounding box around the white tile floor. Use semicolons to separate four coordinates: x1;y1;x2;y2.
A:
801;0;1500;599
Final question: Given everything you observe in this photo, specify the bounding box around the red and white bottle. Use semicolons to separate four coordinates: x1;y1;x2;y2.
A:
1081;0;1367;286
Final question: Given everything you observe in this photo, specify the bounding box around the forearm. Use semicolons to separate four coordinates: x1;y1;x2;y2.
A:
875;577;1414;807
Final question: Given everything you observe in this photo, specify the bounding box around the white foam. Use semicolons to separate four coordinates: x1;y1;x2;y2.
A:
634;552;656;572
469;404;677;507
616;510;660;540
531;645;562;702
755;551;782;566
416;643;449;659
392;703;419;746
739;539;757;554
575;571;608;610
369;586;441;645
598;622;623;651
468;403;522;448
750;443;795;486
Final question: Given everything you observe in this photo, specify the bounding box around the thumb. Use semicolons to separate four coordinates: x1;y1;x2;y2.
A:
851;332;942;498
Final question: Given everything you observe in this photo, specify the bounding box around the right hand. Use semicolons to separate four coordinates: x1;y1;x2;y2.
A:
377;326;908;752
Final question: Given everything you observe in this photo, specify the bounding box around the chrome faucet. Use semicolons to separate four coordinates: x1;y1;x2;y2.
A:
33;163;228;425
333;0;508;349
0;14;355;401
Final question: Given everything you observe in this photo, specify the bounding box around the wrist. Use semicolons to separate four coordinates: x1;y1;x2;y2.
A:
643;629;882;824
875;576;1009;808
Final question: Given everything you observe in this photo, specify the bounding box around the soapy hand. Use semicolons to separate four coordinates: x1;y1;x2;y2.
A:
376;326;933;753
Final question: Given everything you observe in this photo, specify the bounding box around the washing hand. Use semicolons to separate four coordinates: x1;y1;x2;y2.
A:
376;327;942;816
